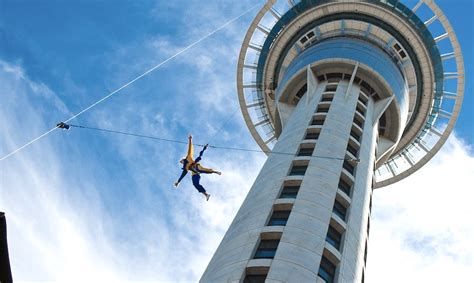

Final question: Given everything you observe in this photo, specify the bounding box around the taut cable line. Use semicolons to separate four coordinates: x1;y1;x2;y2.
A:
64;123;356;162
0;1;263;162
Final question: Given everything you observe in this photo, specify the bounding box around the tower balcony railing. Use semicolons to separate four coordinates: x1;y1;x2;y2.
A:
237;0;464;187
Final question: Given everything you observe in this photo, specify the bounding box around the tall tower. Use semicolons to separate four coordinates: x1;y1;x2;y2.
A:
201;0;464;282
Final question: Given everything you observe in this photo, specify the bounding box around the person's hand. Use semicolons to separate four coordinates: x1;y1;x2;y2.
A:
188;134;192;140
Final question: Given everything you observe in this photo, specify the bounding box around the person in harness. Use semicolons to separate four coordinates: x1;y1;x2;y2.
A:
174;135;221;201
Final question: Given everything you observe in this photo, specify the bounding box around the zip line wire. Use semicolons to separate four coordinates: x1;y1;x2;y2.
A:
0;1;263;162
65;124;353;162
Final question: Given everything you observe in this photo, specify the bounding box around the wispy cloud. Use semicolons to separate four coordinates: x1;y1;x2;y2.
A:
366;134;474;282
0;47;266;281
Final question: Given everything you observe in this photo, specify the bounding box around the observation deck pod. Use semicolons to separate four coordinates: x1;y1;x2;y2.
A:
237;0;464;188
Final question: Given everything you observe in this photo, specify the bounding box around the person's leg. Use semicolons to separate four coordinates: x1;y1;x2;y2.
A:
192;174;210;200
196;164;221;175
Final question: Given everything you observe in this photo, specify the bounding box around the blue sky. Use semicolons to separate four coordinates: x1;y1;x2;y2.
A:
0;0;473;282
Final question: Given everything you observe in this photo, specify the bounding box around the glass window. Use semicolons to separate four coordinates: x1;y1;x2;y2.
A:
367;217;371;236
268;210;291;226
358;95;368;106
350;130;361;142
279;185;299;198
305;131;319;140
297;147;314;156
311;119;325;126
347;143;359;157
244;274;267;283
333;199;347;221
321;95;333;102
353;117;364;129
343;160;356;175
254;239;280;259
317;106;330;113
356;104;366;116
364;241;368;263
325;226;342;250
325;84;337;92
295;84;307;99
318;256;336;283
289;165;307;176
338;178;352;196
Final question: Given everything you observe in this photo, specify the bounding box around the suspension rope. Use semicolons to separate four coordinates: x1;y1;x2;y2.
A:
206;97;247;144
0;1;263;162
65;123;355;162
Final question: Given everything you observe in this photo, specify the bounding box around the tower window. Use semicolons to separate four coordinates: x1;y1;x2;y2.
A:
318;256;336;283
316;106;330;113
367;216;371;237
305;131;320;140
268;210;291;226
311;118;325;126
321;94;334;102
378;113;387;137
353;116;364;129
343;160;356;176
358;94;368;106
294;84;307;102
297;146;314;156
356;104;366;117
394;43;402;51
254;239;280;259
364;241;368;264
325;84;337;92
243;274;267;283
350;129;361;142
279;185;300;199
338;178;352;197
289;165;308;176
347;142;359;157
333;199;347;221
325;226;343;250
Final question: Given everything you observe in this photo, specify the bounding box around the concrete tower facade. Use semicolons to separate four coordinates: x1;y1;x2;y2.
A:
201;1;464;282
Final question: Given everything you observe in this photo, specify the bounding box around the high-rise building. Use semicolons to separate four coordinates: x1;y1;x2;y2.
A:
201;0;464;282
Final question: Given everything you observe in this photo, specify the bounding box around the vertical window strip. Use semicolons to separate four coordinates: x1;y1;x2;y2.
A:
318;256;337;283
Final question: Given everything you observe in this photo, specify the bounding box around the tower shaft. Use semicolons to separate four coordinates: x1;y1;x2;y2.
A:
202;73;379;282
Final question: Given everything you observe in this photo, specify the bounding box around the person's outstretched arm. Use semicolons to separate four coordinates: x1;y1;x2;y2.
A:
174;170;188;187
186;135;194;162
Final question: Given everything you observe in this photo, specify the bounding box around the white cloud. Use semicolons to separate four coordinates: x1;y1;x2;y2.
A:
0;58;266;282
366;134;474;282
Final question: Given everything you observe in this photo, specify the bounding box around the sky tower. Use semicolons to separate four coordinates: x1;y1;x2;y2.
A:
201;0;464;282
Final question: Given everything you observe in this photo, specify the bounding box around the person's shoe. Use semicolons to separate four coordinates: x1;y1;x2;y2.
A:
206;193;211;201
215;171;222;175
